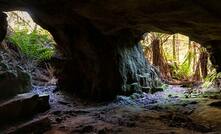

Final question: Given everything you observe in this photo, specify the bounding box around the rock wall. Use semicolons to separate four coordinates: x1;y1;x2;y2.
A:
51;25;159;100
0;51;32;99
1;0;221;99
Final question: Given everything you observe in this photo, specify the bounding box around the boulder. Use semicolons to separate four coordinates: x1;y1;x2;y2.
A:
5;116;51;134
209;101;221;108
0;69;31;99
0;93;50;122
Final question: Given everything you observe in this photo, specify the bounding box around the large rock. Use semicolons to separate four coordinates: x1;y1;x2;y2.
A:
5;116;51;134
53;29;158;100
1;0;221;100
0;63;32;99
0;93;50;122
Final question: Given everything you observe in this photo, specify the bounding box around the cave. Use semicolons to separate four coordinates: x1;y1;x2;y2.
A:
1;0;221;100
1;1;221;133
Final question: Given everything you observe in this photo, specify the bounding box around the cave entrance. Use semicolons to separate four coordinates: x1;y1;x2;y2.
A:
140;32;221;97
0;11;57;99
1;6;221;134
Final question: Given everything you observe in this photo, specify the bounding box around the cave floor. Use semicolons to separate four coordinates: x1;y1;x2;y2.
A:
3;85;221;134
30;85;221;134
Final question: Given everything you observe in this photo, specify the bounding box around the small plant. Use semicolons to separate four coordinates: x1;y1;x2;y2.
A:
174;63;191;80
203;69;221;88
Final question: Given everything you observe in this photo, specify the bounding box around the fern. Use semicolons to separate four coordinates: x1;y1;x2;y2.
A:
203;70;221;88
7;30;55;61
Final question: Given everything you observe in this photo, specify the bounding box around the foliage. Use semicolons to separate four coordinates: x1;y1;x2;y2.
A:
141;32;171;62
1;11;57;86
173;62;190;79
203;69;221;88
141;32;172;79
173;51;194;79
7;29;55;61
141;32;211;82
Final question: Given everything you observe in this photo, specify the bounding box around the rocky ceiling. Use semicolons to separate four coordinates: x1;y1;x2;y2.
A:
0;0;221;43
1;0;221;100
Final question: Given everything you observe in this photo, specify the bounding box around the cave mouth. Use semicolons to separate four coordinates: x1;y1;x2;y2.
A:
0;11;219;102
1;8;221;134
0;10;219;103
0;11;58;100
2;1;221;133
140;32;212;83
139;32;221;97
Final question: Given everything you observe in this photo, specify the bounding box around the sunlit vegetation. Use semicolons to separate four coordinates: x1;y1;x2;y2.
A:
203;70;221;88
140;32;213;85
8;30;55;61
6;11;55;62
0;11;56;85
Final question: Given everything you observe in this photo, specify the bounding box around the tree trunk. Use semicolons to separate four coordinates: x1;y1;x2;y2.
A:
188;39;192;68
152;39;171;79
193;60;201;81
199;49;208;78
192;42;197;72
172;35;176;62
152;39;161;67
176;34;180;64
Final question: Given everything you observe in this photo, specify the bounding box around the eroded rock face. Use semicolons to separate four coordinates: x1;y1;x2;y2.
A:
52;28;159;100
0;12;7;43
1;0;221;99
0;65;32;99
0;93;49;122
0;50;32;99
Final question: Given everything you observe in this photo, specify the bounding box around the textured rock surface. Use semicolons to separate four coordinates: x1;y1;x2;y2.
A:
0;69;31;99
52;29;159;100
1;0;221;99
5;116;51;134
1;1;221;43
0;12;7;43
25;85;221;133
0;93;49;122
0;53;32;99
